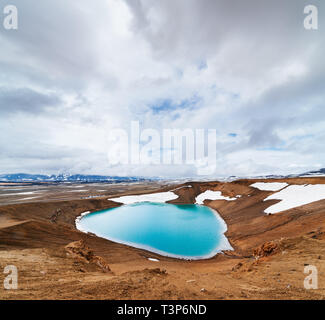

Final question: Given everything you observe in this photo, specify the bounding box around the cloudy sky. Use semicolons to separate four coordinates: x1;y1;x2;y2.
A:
0;0;324;178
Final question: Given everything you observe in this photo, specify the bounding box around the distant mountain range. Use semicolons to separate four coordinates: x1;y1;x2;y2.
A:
197;168;325;182
233;168;325;180
296;168;325;177
0;168;324;183
0;173;151;183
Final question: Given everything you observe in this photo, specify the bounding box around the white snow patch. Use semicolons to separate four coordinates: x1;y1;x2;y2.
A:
0;191;41;197
250;182;288;191
170;185;192;191
264;184;325;214
195;190;237;205
19;191;39;195
19;196;39;201
108;191;179;204
148;258;159;262
67;185;88;188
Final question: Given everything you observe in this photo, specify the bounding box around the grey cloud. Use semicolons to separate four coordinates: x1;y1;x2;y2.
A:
248;124;282;148
124;0;323;61
0;0;113;93
0;87;61;114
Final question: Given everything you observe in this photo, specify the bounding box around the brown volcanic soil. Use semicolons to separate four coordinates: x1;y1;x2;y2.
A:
0;178;325;300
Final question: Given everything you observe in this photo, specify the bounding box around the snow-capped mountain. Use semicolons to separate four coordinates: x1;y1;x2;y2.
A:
296;168;325;177
0;173;150;183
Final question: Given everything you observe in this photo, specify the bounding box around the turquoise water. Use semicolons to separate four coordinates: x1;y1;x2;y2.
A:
77;202;231;259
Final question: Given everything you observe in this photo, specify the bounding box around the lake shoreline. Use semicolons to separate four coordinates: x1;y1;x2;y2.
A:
76;202;233;260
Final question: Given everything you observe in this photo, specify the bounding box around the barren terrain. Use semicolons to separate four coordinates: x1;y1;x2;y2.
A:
0;178;324;300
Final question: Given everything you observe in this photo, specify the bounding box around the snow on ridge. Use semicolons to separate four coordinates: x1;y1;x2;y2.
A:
250;182;288;191
264;184;325;214
108;191;179;204
195;190;237;205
